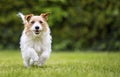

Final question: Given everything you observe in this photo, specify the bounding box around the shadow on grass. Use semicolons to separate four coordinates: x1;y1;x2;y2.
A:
31;64;59;69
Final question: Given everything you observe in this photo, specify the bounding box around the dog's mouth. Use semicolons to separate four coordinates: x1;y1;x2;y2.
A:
33;30;41;35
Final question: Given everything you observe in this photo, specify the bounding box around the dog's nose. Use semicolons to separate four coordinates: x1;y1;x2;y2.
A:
35;26;39;29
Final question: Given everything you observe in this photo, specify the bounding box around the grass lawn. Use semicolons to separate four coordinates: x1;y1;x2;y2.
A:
0;50;120;77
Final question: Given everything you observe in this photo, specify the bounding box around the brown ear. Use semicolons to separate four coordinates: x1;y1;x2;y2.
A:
25;14;34;22
40;12;50;21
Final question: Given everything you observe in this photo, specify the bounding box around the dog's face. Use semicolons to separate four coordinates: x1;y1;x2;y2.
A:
24;13;50;36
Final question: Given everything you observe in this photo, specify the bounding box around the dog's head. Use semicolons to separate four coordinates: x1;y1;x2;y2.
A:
18;12;50;36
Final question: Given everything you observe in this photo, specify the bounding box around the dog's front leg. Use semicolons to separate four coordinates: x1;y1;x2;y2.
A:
22;54;30;68
22;48;39;67
38;51;51;67
28;48;39;67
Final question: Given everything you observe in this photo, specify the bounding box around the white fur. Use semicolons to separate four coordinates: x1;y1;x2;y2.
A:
31;21;43;31
18;13;52;67
17;12;27;24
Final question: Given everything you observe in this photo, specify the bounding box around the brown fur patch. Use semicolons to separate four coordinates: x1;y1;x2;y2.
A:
24;15;49;35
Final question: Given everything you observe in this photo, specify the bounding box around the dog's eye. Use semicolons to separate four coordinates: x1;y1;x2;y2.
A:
31;21;35;24
39;21;43;24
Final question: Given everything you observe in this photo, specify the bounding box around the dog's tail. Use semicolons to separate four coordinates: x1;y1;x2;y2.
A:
17;12;27;24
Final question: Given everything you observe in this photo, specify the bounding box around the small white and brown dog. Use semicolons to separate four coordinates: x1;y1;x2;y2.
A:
18;12;52;67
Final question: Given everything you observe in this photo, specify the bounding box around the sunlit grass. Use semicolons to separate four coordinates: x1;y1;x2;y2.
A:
0;50;120;77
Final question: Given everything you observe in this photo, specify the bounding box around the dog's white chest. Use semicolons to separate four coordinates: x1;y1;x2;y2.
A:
31;39;42;53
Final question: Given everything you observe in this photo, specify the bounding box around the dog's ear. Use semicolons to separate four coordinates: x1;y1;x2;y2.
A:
25;14;34;22
40;13;50;21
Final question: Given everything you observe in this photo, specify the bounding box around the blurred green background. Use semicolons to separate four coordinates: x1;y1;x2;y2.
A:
0;0;120;51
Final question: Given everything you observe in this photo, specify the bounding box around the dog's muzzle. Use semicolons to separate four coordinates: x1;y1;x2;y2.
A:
35;30;40;34
34;26;40;35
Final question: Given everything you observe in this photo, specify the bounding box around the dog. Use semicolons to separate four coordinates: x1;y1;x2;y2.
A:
18;12;52;67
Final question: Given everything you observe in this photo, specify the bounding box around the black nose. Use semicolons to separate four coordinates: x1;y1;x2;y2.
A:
35;26;39;29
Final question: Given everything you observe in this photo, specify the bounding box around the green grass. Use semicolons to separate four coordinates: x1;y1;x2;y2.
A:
0;50;120;77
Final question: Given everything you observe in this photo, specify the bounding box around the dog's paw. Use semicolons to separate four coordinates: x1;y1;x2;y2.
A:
38;63;43;67
24;63;30;68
